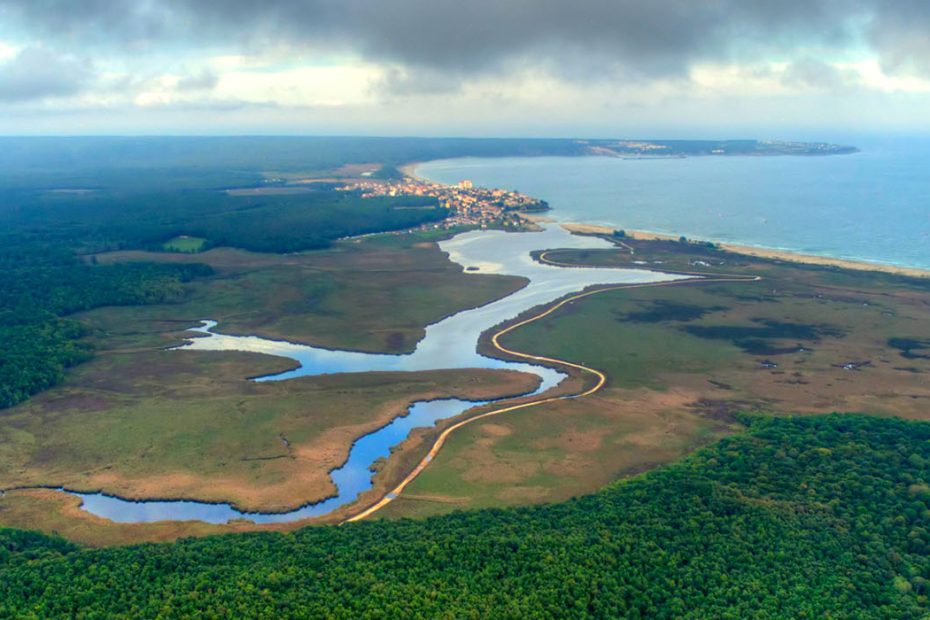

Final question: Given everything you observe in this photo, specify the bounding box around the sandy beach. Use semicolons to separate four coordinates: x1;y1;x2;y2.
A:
408;163;930;280
399;162;427;181
561;222;930;279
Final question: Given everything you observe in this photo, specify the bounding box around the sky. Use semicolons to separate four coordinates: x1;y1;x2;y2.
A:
1;0;929;137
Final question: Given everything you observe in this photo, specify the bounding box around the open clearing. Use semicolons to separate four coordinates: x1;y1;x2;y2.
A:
161;235;207;253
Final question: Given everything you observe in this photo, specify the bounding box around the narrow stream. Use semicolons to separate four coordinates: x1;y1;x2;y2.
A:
65;225;690;524
68;399;487;524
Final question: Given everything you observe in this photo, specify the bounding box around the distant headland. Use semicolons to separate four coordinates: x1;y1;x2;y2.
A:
578;138;858;158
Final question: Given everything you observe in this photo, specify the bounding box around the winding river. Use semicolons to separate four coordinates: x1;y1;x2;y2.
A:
66;225;689;524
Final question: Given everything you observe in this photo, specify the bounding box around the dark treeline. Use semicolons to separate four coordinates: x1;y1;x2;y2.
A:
0;136;594;191
0;137;856;192
0;136;855;182
0;239;212;409
0;185;446;409
2;189;444;254
2;414;929;618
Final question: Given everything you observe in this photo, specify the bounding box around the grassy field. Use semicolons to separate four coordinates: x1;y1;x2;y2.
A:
378;386;729;519
0;341;535;544
380;236;930;519
6;227;930;543
0;231;535;544
162;235;207;253
95;232;523;354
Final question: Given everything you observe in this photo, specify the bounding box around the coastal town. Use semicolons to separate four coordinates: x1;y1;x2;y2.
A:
339;176;549;229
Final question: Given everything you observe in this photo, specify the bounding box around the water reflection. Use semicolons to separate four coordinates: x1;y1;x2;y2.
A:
178;226;683;384
69;399;486;524
67;225;689;523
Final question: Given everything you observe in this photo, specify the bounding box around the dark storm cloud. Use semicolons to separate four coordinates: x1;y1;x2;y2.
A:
782;58;860;91
375;66;464;97
867;0;930;76
1;1;929;78
0;46;92;101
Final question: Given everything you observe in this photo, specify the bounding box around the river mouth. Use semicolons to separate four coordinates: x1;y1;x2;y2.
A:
64;225;691;524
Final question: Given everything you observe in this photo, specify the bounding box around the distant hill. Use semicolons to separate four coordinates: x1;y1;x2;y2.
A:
584;138;858;158
0;136;857;191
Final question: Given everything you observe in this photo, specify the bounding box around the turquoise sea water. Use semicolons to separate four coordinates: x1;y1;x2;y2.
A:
417;137;930;270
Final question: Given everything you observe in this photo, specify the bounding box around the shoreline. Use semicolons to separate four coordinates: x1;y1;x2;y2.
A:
410;159;930;280
398;162;427;182
561;222;930;279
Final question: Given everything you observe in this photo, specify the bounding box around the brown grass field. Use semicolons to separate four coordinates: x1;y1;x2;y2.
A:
4;229;930;544
0;232;534;544
375;235;930;520
91;232;524;354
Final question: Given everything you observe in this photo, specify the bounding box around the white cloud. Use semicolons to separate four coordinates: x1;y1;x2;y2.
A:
853;60;930;93
0;41;18;61
214;64;382;107
2;39;930;134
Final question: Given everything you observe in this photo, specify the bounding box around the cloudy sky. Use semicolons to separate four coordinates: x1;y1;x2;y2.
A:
1;0;929;136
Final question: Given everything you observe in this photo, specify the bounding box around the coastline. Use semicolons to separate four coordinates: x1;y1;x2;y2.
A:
399;162;427;182
561;222;930;279
410;159;930;279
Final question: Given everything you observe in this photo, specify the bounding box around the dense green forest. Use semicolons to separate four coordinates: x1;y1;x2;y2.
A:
0;241;212;409
0;186;446;409
2;414;929;618
2;189;444;253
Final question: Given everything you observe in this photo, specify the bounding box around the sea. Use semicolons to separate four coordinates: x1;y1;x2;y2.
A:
416;136;930;271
